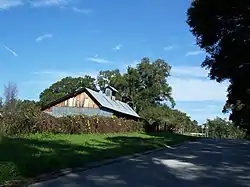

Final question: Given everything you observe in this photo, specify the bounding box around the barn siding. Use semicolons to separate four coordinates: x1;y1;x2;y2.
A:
43;92;100;114
48;106;113;117
55;92;99;109
43;91;114;117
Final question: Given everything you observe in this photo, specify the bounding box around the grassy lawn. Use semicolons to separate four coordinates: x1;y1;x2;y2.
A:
0;132;197;186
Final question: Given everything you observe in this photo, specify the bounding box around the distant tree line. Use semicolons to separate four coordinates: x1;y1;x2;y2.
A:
1;57;247;138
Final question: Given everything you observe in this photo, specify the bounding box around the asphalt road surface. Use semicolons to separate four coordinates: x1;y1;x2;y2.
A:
28;139;250;187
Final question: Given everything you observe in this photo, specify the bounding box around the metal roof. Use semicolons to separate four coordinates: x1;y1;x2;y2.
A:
105;85;118;93
86;88;140;118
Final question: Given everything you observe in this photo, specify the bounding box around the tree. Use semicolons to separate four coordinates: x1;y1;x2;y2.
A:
3;82;18;113
204;117;246;139
140;105;198;133
97;69;127;101
97;69;125;92
0;97;3;109
97;57;175;112
187;0;250;133
39;76;97;107
136;58;175;110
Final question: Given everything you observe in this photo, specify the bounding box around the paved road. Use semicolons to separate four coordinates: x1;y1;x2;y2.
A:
28;139;250;187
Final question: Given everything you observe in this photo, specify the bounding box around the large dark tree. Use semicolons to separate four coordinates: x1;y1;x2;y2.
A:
39;76;97;107
187;0;250;133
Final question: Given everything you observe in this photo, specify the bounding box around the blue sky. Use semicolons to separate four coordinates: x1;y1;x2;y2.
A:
0;0;229;124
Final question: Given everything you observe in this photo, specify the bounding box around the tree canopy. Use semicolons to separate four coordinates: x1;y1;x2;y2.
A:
140;105;198;133
187;0;250;133
203;117;246;139
40;57;175;113
97;57;175;112
39;76;97;107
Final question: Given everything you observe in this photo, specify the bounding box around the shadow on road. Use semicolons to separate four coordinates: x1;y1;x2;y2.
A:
1;134;250;187
30;139;250;187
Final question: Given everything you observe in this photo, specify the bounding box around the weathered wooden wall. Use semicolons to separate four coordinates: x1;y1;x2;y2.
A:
43;92;114;117
44;92;99;112
56;92;99;108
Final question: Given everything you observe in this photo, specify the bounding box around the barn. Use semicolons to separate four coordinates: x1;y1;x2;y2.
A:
41;86;140;120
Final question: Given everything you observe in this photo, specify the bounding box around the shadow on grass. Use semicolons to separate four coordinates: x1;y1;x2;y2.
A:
26;139;250;187
40;139;250;187
1;133;250;187
0;132;196;186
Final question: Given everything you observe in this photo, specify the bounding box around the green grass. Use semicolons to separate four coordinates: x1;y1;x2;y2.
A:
0;132;197;185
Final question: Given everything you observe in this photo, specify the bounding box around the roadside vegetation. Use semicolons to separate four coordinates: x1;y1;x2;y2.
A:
202;117;246;139
0;132;196;186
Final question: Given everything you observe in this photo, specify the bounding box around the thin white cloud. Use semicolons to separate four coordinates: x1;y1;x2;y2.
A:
86;55;111;64
30;0;69;7
170;66;229;123
185;50;204;56
112;44;122;51
171;66;208;78
169;66;228;102
36;34;53;42
176;101;228;124
119;60;139;73
0;0;23;10
21;69;99;101
163;45;174;51
33;70;98;79
29;69;99;93
189;41;196;46
72;7;92;14
3;44;18;57
169;77;228;102
129;60;139;67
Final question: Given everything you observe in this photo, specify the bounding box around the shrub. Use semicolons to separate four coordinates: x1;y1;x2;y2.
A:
0;104;142;135
204;117;247;139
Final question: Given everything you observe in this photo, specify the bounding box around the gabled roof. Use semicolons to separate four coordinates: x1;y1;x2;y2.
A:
41;87;140;118
105;85;118;93
86;88;140;118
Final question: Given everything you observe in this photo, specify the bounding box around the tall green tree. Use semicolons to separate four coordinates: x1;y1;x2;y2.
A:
136;58;175;110
39;76;97;107
97;69;125;92
97;69;126;101
97;57;175;112
187;0;250;133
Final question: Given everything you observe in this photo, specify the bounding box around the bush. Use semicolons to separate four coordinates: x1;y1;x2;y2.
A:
0;104;142;135
140;106;197;133
204;117;247;139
